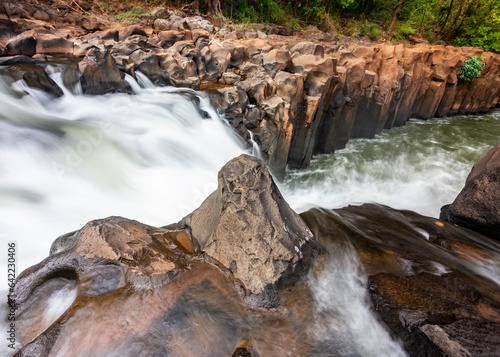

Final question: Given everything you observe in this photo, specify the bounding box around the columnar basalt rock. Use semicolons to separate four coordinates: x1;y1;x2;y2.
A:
1;0;500;177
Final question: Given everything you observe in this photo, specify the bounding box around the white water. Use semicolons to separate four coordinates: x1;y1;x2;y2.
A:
281;113;500;217
0;67;246;275
309;243;407;357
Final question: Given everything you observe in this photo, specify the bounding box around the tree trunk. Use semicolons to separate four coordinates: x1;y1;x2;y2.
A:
205;0;222;15
388;0;405;33
439;0;455;34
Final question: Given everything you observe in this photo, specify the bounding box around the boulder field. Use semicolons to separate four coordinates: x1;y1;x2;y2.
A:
10;151;500;357
1;0;500;178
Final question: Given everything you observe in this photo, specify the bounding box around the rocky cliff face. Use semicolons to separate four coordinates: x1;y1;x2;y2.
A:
2;1;499;178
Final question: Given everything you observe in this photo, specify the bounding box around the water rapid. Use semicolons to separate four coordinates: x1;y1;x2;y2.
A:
281;112;500;217
1;65;499;356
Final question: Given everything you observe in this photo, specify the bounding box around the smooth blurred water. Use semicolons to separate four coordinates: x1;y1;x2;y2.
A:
281;112;500;217
0;65;499;357
0;67;246;275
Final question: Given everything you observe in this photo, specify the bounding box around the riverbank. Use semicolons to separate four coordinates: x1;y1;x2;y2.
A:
2;0;500;178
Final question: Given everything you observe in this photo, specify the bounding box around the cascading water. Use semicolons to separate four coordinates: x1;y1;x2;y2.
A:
281;112;500;217
1;65;499;356
0;66;246;274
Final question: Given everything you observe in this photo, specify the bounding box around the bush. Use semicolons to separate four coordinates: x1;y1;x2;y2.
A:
459;56;486;81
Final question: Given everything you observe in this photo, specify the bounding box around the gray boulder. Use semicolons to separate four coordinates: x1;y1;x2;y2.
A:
182;154;316;307
78;47;127;95
6;33;36;56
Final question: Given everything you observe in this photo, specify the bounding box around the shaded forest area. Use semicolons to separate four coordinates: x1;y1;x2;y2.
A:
45;0;499;52
208;0;499;52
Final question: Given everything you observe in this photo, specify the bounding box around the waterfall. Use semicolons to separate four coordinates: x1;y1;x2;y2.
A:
1;65;499;357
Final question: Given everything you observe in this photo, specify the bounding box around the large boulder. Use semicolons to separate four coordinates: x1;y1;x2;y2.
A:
182;154;316;307
6;33;36;56
301;203;500;357
441;144;500;240
78;47;127;95
11;155;319;356
35;33;74;55
6;63;63;97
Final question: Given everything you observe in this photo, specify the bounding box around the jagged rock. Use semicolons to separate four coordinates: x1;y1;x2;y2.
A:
157;30;191;47
159;52;184;78
441;144;500;240
129;49;169;86
170;76;200;89
237;71;276;104
87;29;119;42
0;43;6;56
6;33;36;56
154;15;188;31
223;40;249;67
6;63;63;97
182;154;315;306
192;29;209;42
220;71;241;84
33;10;50;22
78;47;127;95
243;106;264;129
291;42;324;57
11;154;318;356
185;16;214;33
300;203;500;357
262;48;291;77
203;45;231;80
211;86;248;118
150;6;170;19
3;1;36;18
290;54;336;96
275;71;304;103
0;55;34;65
419;325;472;357
119;25;147;41
35;34;73;54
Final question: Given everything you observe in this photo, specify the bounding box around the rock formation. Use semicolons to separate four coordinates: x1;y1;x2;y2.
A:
9;153;500;357
179;154;316;307
441;144;500;240
10;154;318;356
301;203;500;357
1;0;499;178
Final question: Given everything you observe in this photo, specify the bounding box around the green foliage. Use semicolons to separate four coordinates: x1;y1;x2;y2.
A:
213;0;499;53
459;56;486;81
114;6;145;24
395;22;416;40
454;0;500;53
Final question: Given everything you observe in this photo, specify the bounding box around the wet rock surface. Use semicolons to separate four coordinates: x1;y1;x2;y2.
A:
441;144;500;240
301;203;500;357
11;155;318;356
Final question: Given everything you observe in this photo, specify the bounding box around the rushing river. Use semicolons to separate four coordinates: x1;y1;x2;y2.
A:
0;66;499;356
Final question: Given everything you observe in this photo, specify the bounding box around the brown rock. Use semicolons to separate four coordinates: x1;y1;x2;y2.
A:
6;33;36;56
35;34;73;55
6;63;63;97
441;144;500;240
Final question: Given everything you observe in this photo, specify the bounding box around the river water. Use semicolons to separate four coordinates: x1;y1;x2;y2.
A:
0;66;499;356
